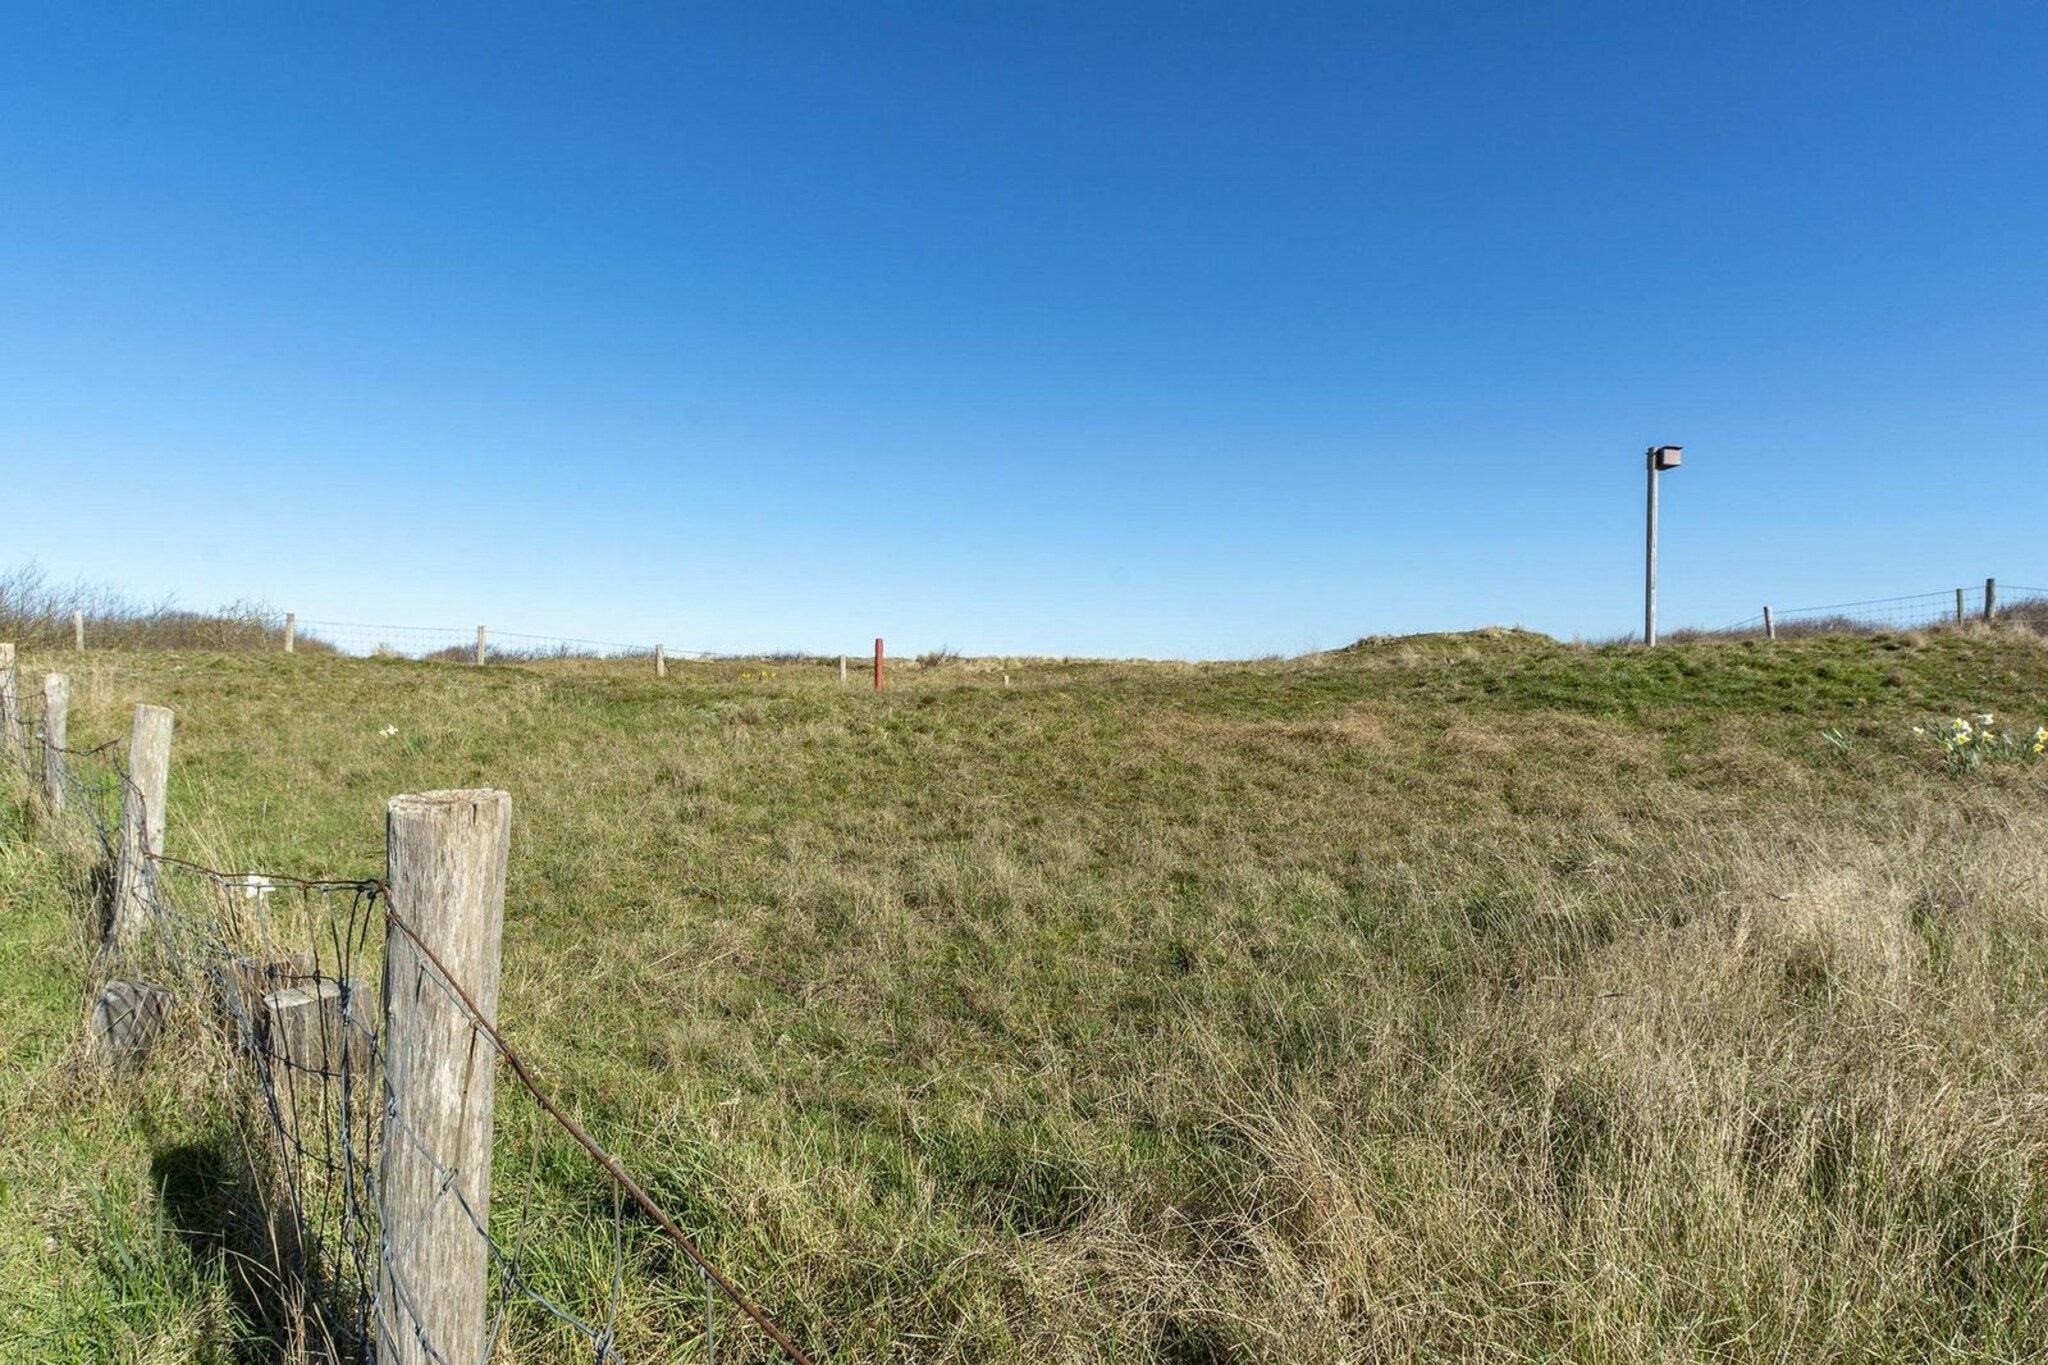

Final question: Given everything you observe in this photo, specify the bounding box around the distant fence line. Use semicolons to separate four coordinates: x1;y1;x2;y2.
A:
0;606;862;675
14;582;2048;666
6;610;908;688
291;619;681;665
0;645;816;1363
1709;579;2048;641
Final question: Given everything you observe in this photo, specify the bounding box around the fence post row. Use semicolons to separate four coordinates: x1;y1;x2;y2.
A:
0;643;19;761
41;673;68;812
378;788;511;1365
108;704;174;953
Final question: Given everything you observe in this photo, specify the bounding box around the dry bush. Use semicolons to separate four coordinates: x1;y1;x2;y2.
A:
0;563;315;654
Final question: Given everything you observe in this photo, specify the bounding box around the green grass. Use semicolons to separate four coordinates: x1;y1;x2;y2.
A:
6;627;2048;1361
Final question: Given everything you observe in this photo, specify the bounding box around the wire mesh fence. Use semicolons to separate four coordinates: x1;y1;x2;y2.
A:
1719;588;1978;637
486;631;662;663
293;621;485;661
1707;582;2048;640
0;663;814;1364
1997;587;2048;632
0;583;814;670
289;622;717;665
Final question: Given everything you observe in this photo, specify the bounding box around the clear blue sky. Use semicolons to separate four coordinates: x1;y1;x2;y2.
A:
4;3;2043;657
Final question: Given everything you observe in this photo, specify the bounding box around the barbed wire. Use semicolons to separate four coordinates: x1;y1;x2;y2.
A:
0;687;816;1364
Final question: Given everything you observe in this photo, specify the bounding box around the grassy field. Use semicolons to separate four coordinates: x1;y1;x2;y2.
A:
4;628;2048;1362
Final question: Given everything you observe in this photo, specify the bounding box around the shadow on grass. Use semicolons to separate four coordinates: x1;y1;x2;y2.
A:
151;1130;360;1364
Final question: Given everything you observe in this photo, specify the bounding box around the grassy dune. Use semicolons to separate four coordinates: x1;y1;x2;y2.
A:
4;629;2048;1361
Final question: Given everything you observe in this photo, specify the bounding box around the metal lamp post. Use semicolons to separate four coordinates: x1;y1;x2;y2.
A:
1644;445;1683;646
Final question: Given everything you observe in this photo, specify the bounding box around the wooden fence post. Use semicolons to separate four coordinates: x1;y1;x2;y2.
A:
839;655;847;686
259;976;366;1131
284;613;296;654
42;673;68;812
0;643;19;762
108;704;174;952
874;638;885;692
378;789;511;1365
1984;578;1996;624
1762;607;1775;642
655;644;666;678
474;626;487;666
89;978;173;1070
1956;587;1966;626
73;610;85;651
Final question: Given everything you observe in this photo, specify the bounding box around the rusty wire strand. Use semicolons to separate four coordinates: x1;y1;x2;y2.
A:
382;904;817;1365
4;703;819;1364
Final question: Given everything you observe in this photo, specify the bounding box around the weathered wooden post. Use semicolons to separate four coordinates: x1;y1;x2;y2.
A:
1984;578;1997;625
839;655;847;686
41;673;68;811
655;643;667;678
0;643;19;762
73;610;85;651
474;626;487;666
874;638;885;692
88;978;173;1070
1762;607;1775;642
259;976;369;1134
1956;587;1966;626
263;979;360;1068
108;704;174;952
377;789;510;1365
284;613;296;654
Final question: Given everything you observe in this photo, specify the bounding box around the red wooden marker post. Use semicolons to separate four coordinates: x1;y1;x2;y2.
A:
873;637;885;691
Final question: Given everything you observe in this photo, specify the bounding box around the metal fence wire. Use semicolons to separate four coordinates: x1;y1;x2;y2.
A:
0;688;813;1364
293;622;713;664
1714;584;2048;639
